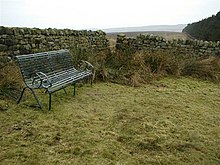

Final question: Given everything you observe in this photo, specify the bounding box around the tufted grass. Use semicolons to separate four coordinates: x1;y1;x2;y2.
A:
0;77;220;164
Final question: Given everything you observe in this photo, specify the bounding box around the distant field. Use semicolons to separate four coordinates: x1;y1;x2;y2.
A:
107;31;190;40
0;77;220;164
107;31;191;49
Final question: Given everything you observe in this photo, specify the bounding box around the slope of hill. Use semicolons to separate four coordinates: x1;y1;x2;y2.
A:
183;12;220;41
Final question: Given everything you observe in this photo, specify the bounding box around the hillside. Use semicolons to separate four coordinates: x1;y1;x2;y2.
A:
183;12;220;41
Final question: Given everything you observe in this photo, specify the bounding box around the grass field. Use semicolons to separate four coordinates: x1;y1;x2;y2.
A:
0;77;220;164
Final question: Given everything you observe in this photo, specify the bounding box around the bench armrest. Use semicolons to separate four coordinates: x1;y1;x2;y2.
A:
80;60;94;71
33;72;52;88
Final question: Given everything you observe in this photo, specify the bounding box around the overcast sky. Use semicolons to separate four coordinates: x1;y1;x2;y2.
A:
0;0;219;30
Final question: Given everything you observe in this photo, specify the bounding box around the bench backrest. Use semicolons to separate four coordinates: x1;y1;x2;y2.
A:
48;50;75;74
16;49;74;83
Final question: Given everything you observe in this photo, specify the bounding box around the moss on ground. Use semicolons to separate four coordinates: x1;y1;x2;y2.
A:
0;77;220;164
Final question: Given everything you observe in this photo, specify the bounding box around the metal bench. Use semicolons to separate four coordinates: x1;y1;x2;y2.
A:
16;49;94;110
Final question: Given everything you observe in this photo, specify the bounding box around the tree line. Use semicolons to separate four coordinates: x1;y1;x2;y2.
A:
183;11;220;41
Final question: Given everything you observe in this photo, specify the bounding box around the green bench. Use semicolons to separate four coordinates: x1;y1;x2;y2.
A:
16;49;94;110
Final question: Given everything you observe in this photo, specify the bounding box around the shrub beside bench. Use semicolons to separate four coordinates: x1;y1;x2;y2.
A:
16;49;94;110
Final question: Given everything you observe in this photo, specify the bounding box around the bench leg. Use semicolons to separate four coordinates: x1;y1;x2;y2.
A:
63;88;67;94
30;89;42;109
17;87;27;104
49;93;52;110
73;83;76;96
90;75;93;86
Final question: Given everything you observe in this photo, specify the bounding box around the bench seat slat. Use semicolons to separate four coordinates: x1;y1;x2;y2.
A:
43;70;92;88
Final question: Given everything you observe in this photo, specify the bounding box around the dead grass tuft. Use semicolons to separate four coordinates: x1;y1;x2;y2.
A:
182;56;220;81
0;56;23;99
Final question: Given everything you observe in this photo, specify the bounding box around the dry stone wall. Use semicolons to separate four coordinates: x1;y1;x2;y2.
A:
116;34;220;56
0;26;109;57
1;26;219;58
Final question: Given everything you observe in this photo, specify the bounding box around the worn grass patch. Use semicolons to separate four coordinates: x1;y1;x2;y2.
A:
0;77;220;164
